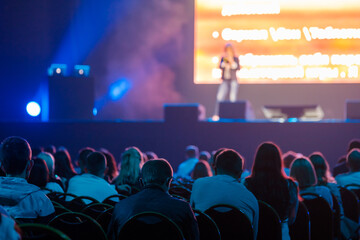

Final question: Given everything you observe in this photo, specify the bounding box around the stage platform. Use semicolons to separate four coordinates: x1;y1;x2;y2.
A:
0;119;359;170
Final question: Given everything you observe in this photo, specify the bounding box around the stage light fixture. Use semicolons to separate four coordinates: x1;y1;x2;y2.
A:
26;101;41;117
48;64;67;76
74;65;90;77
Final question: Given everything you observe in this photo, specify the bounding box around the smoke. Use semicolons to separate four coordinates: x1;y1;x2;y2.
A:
91;0;187;120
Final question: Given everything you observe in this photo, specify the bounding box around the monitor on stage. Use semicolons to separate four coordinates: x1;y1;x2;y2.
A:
194;0;360;84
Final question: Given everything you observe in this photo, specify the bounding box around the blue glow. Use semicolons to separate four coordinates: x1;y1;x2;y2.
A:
26;102;41;117
47;64;67;76
109;78;131;101
74;65;90;77
288;118;298;122
93;108;98;116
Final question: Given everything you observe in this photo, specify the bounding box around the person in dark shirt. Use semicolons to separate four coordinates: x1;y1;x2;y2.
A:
108;159;199;240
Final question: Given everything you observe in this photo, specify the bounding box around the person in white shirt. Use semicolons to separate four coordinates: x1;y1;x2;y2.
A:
336;149;360;189
37;152;64;193
0;136;55;223
66;151;118;203
190;149;259;239
176;145;199;179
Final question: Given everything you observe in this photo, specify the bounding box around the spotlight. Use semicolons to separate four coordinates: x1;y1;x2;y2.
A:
48;64;67;76
74;65;90;77
26;101;41;117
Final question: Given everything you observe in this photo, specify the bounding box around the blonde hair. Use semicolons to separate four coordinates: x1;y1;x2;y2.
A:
114;147;144;186
290;157;317;189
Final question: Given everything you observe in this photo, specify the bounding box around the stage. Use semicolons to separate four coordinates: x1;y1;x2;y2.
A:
1;119;359;171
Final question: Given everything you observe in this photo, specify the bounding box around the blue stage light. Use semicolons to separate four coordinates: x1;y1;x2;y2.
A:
109;78;131;101
74;65;90;77
93;107;98;116
26;101;41;117
48;64;67;76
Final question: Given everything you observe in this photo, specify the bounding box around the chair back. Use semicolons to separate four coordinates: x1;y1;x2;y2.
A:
205;204;253;240
118;211;184;240
19;223;70;240
54;206;72;216
289;201;310;240
340;187;360;222
301;193;333;240
257;200;282;240
102;194;127;206
193;209;221;240
82;203;113;220
48;212;107;240
169;186;192;202
96;207;114;233
331;192;341;239
66;196;99;212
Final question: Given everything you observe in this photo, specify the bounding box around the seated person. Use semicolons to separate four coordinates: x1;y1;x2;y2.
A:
66;151;118;203
190;149;259;239
37;152;64;193
108;159;199;240
336;148;360;188
0;136;55;223
0;206;21;240
176;145;199;179
290;157;333;208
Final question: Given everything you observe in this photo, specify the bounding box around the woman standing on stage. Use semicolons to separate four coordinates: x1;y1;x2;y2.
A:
214;43;240;119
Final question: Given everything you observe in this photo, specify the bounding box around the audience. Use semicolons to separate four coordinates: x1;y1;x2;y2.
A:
333;139;360;177
76;147;95;174
100;148;119;182
28;157;49;189
176;145;199;178
54;149;77;190
199;151;211;162
0;136;55;222
0;206;21;240
245;142;298;240
283;151;300;176
335;148;360;188
145;151;158;161
290;157;333;208
112;147;144;194
108;159;199;240
37;152;64;192
191;160;213;180
190;149;259;239
67;151;118;203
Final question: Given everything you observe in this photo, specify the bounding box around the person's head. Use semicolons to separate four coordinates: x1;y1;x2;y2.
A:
185;145;199;159
31;146;43;157
37;152;55;177
309;152;334;185
77;147;95;173
86;152;107;177
115;147;144;186
290;157;317;189
28;157;49;188
141;159;173;191
191;160;213;180
145;151;158;161
0;136;32;178
348;139;360;153
100;149;118;182
199;151;211;162
44;145;56;155
251;142;285;178
224;43;235;56
347;148;360;172
214;149;243;179
54;150;76;179
283;151;299;169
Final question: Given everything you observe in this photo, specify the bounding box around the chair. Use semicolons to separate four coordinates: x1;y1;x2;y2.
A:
48;212;107;240
340;187;360;223
102;194;127;206
169;186;191;201
54;206;72;216
193;209;221;240
66;196;99;212
205;204;253;240
19;223;70;240
82;203;113;220
257;200;282;240
96;207;114;233
289;201;310;240
345;184;360;202
118;211;184;240
301;193;333;240
331;192;341;239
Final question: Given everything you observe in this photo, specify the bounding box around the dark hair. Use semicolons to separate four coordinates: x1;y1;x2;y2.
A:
348;139;360;153
145;151;158;161
246;142;292;220
28;157;49;188
283;151;298;169
101;149;118;182
54;150;77;180
215;149;243;176
86;152;106;175
185;145;199;159
347;149;360;172
0;136;32;175
141;159;173;185
77;147;95;170
31;146;43;157
309;152;334;185
44;145;56;155
191;160;213;180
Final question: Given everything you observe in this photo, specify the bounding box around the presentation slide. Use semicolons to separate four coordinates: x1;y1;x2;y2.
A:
194;0;360;84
